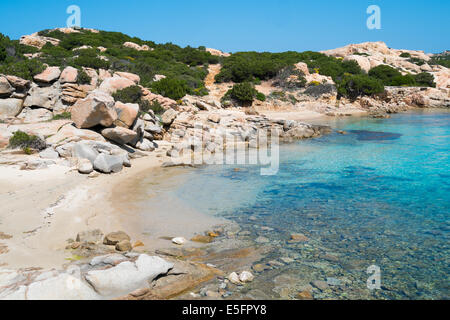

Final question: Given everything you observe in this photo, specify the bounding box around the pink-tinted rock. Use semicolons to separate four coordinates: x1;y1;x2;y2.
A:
71;90;117;129
19;33;60;49
101;127;138;145
46;123;106;145
141;87;177;109
344;55;371;73
114;102;139;128
114;72;140;84
5;75;30;89
294;62;310;76
123;42;150;51
98;69;112;81
0;76;13;95
34;66;61;83
99;76;135;94
60;66;78;84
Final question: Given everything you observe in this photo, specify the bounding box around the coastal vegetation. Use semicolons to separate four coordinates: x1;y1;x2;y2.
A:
8;130;46;152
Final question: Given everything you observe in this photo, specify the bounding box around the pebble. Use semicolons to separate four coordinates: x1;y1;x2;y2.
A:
172;237;187;245
327;277;342;286
311;280;329;291
228;272;241;285
239;271;254;283
255;236;269;244
297;290;314;300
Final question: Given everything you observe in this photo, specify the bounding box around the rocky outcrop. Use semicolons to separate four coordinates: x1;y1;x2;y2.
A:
24;83;64;110
59;67;78;84
101;127;137;145
70;90;117;129
19;32;60;49
141;88;177;110
123;42;151;51
0;253;174;300
98;76;136;94
114;102;139;128
34;67;61;83
0;98;24;119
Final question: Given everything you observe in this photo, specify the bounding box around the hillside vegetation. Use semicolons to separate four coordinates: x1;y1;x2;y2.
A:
0;28;441;102
0;28;220;99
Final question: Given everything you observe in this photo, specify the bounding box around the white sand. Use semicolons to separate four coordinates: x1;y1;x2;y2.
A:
0;153;224;270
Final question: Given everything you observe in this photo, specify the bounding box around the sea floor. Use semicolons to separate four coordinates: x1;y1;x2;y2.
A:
141;110;450;300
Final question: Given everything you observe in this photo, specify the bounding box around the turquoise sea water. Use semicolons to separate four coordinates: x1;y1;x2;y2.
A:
169;110;450;299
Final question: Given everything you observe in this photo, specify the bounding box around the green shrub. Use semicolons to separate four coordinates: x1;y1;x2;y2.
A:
112;85;142;104
52;112;72;120
390;74;416;86
414;72;436;87
151;77;188;100
140;100;165;115
408;58;426;66
8;131;46;151
0;59;45;80
229;82;258;105
400;52;411;58
256;92;266;101
368;65;402;84
77;69;92;85
337;74;384;100
273;65;307;89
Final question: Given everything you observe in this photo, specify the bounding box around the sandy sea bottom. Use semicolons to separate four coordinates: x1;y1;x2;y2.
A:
140;110;450;300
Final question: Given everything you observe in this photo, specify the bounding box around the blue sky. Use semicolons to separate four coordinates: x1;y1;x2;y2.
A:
0;0;448;53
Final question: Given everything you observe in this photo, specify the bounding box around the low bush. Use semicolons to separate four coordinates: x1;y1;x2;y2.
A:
8;131;46;151
0;59;45;80
112;85;142;104
229;82;258;105
304;83;336;98
272;65;307;89
140;100;165;116
151;77;188;100
51;112;72;120
400;52;411;58
414;72;436;87
337;74;384;100
77;69;92;85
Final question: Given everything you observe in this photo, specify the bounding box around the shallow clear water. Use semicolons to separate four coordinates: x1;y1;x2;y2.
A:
169;110;450;299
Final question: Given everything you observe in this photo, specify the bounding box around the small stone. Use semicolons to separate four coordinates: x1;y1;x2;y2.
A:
191;235;213;243
172;237;187;245
103;231;131;245
280;257;295;264
239;271;254;283
228;272;241;285
327;277;342;286
207;231;220;238
76;229;103;243
133;241;145;248
206;290;221;298
311;280;329;291
252;264;268;273
297;291;314;300
255;236;269;244
78;158;93;174
289;233;309;243
130;288;150;297
115;240;132;252
70;242;81;249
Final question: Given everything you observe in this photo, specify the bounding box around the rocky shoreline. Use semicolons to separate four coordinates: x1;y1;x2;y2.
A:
1;33;449;300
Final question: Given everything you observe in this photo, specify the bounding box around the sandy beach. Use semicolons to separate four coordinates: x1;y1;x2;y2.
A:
0;151;227;270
